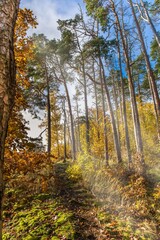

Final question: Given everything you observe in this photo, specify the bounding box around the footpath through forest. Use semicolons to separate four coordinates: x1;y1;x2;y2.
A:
53;162;121;240
3;159;123;240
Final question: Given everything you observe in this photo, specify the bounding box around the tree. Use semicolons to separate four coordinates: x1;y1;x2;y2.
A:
51;93;62;159
0;0;20;238
28;34;59;158
48;34;77;160
115;27;131;165
135;0;160;48
6;8;37;153
128;0;160;141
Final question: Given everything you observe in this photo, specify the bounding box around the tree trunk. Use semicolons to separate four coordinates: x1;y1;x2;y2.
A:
63;81;76;160
58;64;76;160
139;0;160;48
63;99;67;162
82;61;90;152
112;72;121;146
56;130;60;159
45;69;51;157
93;62;100;139
112;2;144;170
116;28;132;165
75;30;90;152
75;96;81;152
99;61;109;163
0;0;20;238
99;57;122;163
129;0;160;140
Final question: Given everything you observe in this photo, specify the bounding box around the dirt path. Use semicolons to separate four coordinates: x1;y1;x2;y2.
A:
53;162;118;240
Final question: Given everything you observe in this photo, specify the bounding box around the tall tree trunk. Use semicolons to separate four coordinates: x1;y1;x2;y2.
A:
116;28;132;165
64;82;76;160
82;60;90;152
0;1;20;238
75;96;81;152
93;62;100;139
112;72;121;146
75;30;90;152
99;61;109;163
112;1;144;169
56;130;60;159
139;0;160;48
129;0;160;140
45;69;51;157
66;112;71;157
99;57;122;163
58;64;76;160
63;99;67;162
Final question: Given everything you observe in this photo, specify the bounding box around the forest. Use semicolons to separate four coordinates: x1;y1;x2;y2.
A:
0;0;160;239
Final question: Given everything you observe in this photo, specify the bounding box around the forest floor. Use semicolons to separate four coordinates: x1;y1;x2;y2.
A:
3;156;160;239
3;160;123;240
53;162;122;240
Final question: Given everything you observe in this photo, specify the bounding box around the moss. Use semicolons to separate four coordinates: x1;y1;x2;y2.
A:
3;196;75;240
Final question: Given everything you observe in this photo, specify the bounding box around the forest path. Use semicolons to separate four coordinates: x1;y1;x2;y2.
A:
53;162;120;240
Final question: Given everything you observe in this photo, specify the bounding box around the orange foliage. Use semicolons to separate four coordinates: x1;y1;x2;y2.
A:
5;9;38;152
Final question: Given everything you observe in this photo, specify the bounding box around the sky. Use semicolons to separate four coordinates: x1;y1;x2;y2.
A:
20;0;85;39
20;0;86;143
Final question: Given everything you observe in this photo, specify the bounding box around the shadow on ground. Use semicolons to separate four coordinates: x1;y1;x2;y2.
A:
53;162;121;240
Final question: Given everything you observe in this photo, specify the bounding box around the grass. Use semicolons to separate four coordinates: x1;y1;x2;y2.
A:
67;153;160;239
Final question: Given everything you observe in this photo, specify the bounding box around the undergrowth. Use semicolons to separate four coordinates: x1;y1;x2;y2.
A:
3;194;74;240
3;152;75;240
3;151;160;239
66;153;160;240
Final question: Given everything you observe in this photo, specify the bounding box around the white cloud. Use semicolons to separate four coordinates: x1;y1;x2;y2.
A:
20;0;79;39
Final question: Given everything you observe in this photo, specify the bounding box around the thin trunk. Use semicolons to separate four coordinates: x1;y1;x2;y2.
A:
66;113;71;157
0;1;20;238
99;61;109;163
116;28;132;165
139;0;160;48
56;130;60;159
112;73;121;146
75;30;90;152
116;76;123;125
46;71;51;157
129;0;160;140
64;81;76;160
75;97;81;152
63;99;67;162
58;65;76;160
82;61;90;152
93;62;100;139
112;2;144;169
99;57;122;163
137;76;142;103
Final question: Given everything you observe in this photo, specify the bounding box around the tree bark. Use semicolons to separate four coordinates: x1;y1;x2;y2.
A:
0;0;20;238
75;29;90;152
111;1;144;169
82;60;90;152
129;0;160;140
112;72;121;146
75;96;81;152
64;81;76;160
139;0;160;48
116;28;132;165
99;61;109;163
62;99;67;162
45;68;51;157
93;62;100;139
99;57;122;163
